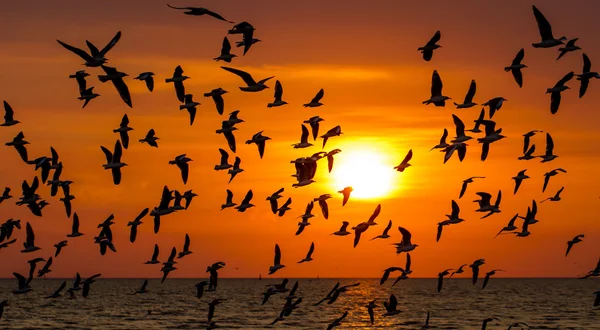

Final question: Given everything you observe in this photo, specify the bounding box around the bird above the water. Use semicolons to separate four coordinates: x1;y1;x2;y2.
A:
133;72;154;92
293;125;314;148
541;186;565;203
214;37;237;63
557;38;581;61
221;66;274;92
454;79;477;108
437;269;453;293
269;244;285;275
177;234;193;258
531;5;566;48
482;269;504;290
495;213;519;238
98;65;132;108
325;149;341;173
144;244;160;264
298;242;315;263
580;258;600;279
482;97;507;119
459;176;485;199
21;222;40;253
12;272;32;294
470;259;486;284
418;30;441;61
266;187;284;214
394;149;413;172
395;227;418;254
542;168;567;193
246;131;271;158
37;257;53;277
547;71;574;114
477;120;506;161
430;128;449;151
366;300;377;324
594;291;600;307
132;279;149;295
204;88;228;115
576;53;600;98
380;266;404;285
45;281;67;299
423;70;450;107
1;101;20;126
382;293;401;316
100;140;126;185
371;220;392;240
505;48;526;88
169;154;192;184
166;4;233;22
481;317;500;330
338;187;353;206
512;170;530;195
466;108;485;133
69;70;89;93
127;208;148;243
450;264;467;277
565;234;584;257
320;125;342;149
78;87;100;108
113;114;133;149
57;31;121;67
0;187;12;204
267;80;288;107
180;94;200;126
235;190;254;212
451;114;473;144
332;221;350;236
303;89;324;108
277;197;292;217
166;65;189;103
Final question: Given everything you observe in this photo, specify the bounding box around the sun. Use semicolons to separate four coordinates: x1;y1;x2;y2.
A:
330;147;397;199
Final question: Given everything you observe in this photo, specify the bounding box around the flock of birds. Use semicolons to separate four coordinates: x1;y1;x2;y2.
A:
0;3;599;329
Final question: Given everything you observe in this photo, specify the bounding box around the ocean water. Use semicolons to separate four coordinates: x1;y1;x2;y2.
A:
0;278;598;329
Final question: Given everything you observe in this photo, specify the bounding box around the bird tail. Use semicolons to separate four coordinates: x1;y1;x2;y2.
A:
267;103;273;108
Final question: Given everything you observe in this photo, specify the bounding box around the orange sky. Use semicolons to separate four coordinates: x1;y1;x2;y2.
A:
0;0;599;279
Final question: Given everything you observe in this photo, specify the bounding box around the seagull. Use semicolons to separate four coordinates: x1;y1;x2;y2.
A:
547;71;574;114
127;208;149;243
512;170;530;195
221;66;274;92
451;114;473;143
394;149;413;172
430;128;449;151
166;4;233;22
565;234;584;257
240;27;261;56
277;197;292;217
131;279;149;295
459;176;485;199
470;259;486;284
69;70;90;95
333;221;350;236
298;242;315;263
217;121;237;153
380;267;404;285
177;234;193;258
54;240;68;257
0;187;12;204
219;190;237;211
371;220;392;240
326;311;348;330
246;132;271;158
539;133;558;163
0;239;16;250
169;154;192;184
541;186;565;203
466;108;485;133
338;187;353;206
145;244;160;264
179;94;200;126
267;80;288;107
113;114;133;149
557;38;581;61
134;72;155;92
576;53;600;98
482;269;504;290
56;31;121;67
437;269;453;293
82;274;101;298
482;97;507;119
228;157;243;184
5;131;30;163
303;89;324;107
543;168;567;192
182;190;197;210
13;272;32;294
580;258;600;279
478;120;506;161
78;87;100;108
21;222;40;253
382;294;401;316
296;217;312;236
100;140;127;185
59;193;75;218
214;37;236;63
474;191;502;219
422;70;450;106
454;80;477;108
418;31;441;61
450;264;467;277
531;5;566;48
505;48;526;88
45;281;67;299
166;65;189;103
269;244;285;274
1;101;20;126
522;130;542;154
266;188;284;214
320;125;343;149
224;110;244;126
215;148;233;171
495;214;520;238
139;129;159;148
303;116;324;141
395;227;418;254
366;300;377;324
98;66;132;108
300;201;315;222
37;257;53;277
235;190;254;212
204;88;228;115
293;125;314;148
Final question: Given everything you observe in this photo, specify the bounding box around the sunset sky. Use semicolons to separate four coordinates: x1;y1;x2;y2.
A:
1;0;599;279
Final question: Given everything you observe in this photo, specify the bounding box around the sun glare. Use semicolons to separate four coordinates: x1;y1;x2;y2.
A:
331;147;397;199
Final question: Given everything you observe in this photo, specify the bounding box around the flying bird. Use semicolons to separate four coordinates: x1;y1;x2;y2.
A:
542;168;567;193
482;269;504;290
235;190;254;212
512;170;530;195
557;38;581;61
576;53;600;98
166;65;189;103
98;65;132;108
422;70;450;106
179;94;200;126
531;5;566;48
292;125;314;148
113;114;133;149
547;71;574;114
418;31;441;61
303;89;324;107
267;80;288;107
332;221;350;236
214;37;237;63
166;4;233;22
437;269;453;293
325;149;341;173
338;187;353;206
54;240;68;257
100;140;127;185
140;129;159;148
169;154;192;184
304;116;324;141
177;234;193;258
127;208;149;243
459;176;485;198
454;80;477;108
204;88;228;115
320;125;343;149
474;191;502;219
430;128;449;151
522;130;542;154
382;294;401;316
1;101;20;126
495;214;520;238
505;48;526;88
395;227;418;254
5;131;30;163
221;66;274;92
565;234;584;256
269;244;285;275
133;72;155;92
246;131;271;158
56;31;121;67
470;258;486;284
482;97;507;119
297;242;314;263
394;149;412;172
371;220;392;240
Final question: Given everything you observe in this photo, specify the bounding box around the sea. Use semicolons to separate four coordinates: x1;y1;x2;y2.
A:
0;278;597;329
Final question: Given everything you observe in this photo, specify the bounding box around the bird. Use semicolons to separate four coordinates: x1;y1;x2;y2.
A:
422;70;450;106
325;149;341;173
177;234;193;258
303;89;324;107
82;274;101;298
380;267;404;285
382;294;401;316
144;244;160;264
217;121;237;153
482;269;504;290
565;234;584;256
59;193;75;218
235;190;254;212
332;221;350;236
12;272;32;294
132;279;149;295
214;37;237;63
320;125;343;149
430;128;449;151
531;5;566;48
303;116;324;141
312;194;330;219
277;197;292;217
395;227;418;254
56;31;121;67
450;264;467;278
522;130;542;154
133;72;155;92
54;240;68;257
292;125;314;148
204;88;228;115
0;187;12;204
221;189;237;210
495;214;520;238
505;48;526;88
393;149;413;172
214;148;233;171
179;94;200;126
169;154;192;184
594;291;600;307
451;114;473;144
5;131;30;163
298;242;315;263
474;191;502;219
437;269;453;293
166;65;189;103
98;65;132;108
69;70;90;94
267;80;288;107
366;300;377;324
78;87;100;108
580;258;600;279
221;66;274;92
1;101;20;126
246;132;271;158
269;244;285;274
466;108;485;133
547;71;574;114
326;311;348;330
266;188;284;214
541;186;565;203
459;176;485;198
543;168;567;193
139;129;159;148
453;80;477;108
21;222;40;253
45;281;67;299
166;4;233;22
557;38;581;61
482;97;507;119
539;133;558;163
576;53;600;98
100;140;127;185
512;170;530;195
470;259;486;284
338;187;353;206
418;31;441;61
113;114;133;149
127;208;149;243
37;257;53;277
371;220;392;240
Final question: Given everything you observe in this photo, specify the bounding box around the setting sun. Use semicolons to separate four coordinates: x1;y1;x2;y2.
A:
331;147;397;199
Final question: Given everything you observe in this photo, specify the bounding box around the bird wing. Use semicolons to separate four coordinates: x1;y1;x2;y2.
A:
583;53;591;73
319;200;329;219
242;190;253;204
440;128;448;144
546;133;554;155
556;71;574;87
57;40;94;61
398;227;412;245
353;230;362;248
465;80;476;103
274;80;283;100
219;148;229;165
452;114;466;137
532;5;554;41
307;242;315;258
427;31;441;46
383;219;392;234
177;162;189;184
274;244;281;265
431;70;443;97
205;9;232;22
98;31;122;57
512;68;523;88
368;204;381;223
26;222;35;246
459;181;468;198
3;101;14;121
512;48;525;65
221;66;256;86
300;124;310;143
221;37;232;55
311;89;324;103
401;149;413;165
451;200;460;218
